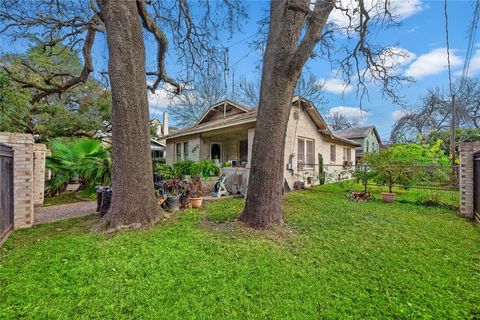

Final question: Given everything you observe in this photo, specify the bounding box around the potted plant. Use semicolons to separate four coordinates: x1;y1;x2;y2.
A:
187;176;205;208
163;179;186;211
191;159;220;179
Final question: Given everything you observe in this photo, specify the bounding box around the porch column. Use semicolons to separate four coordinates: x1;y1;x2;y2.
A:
247;128;255;168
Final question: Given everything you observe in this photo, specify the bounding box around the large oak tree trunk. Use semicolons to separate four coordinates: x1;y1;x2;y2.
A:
97;0;161;230
240;0;333;228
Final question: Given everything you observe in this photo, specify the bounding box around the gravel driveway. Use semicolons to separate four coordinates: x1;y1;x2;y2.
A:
34;201;97;225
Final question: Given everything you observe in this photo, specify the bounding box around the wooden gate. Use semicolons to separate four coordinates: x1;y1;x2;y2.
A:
474;151;480;221
0;143;14;244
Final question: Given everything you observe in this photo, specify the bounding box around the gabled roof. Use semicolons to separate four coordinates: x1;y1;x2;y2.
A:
150;138;165;148
195;99;253;126
165;96;359;147
293;97;360;146
333;126;381;144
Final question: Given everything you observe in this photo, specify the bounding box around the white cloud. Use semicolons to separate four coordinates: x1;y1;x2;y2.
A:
328;106;370;125
465;46;480;76
320;78;353;95
147;83;180;115
404;48;463;79
391;109;411;121
329;0;423;30
328;106;370;120
380;47;416;69
390;0;424;20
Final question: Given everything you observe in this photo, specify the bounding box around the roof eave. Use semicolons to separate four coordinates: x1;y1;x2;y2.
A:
194;99;252;126
165;118;256;140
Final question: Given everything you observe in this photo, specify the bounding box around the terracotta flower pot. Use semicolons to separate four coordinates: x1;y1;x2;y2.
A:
189;197;203;208
381;192;396;203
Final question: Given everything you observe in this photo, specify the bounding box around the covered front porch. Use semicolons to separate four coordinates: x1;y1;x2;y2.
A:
198;125;255;168
197;125;254;197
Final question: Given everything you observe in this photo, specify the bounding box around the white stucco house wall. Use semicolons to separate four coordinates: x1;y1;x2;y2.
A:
165;97;359;195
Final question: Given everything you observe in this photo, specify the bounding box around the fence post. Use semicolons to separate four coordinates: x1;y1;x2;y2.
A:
459;142;480;220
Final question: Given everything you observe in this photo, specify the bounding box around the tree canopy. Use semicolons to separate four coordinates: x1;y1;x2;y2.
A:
0;43;111;140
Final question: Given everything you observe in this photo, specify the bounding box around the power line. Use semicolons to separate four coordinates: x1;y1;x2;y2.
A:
460;0;480;90
225;33;257;48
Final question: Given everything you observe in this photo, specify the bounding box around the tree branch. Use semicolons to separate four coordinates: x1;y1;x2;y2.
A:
136;0;181;94
290;0;334;73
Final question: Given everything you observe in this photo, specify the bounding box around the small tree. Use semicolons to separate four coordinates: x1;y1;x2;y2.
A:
318;153;325;185
362;150;414;194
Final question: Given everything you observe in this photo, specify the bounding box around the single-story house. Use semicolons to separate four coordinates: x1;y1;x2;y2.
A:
333;126;381;161
150;139;165;161
165;97;359;195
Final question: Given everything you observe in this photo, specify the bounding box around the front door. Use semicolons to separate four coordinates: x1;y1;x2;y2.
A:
211;143;222;162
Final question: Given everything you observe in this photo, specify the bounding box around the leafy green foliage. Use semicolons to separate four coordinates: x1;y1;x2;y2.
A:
46;139;111;195
361;142;451;193
155;163;176;180
0;43;111;141
156;160;220;179
0;71;31;132
318;153;325;185
426;128;480;157
191;159;220;178
1;191;478;318
174;160;196;177
361;150;410;193
385;141;450;166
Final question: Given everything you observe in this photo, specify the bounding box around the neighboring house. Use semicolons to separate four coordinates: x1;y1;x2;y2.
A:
97;112;174;162
150;113;178;162
150;139;165;161
333;126;381;161
165;97;359;195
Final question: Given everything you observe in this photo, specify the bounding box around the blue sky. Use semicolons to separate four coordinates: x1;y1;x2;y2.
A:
0;0;477;140
148;0;480;140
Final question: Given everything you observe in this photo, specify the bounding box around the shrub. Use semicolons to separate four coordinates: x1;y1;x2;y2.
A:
46;138;111;196
191;160;220;178
157;160;220;179
156;163;176;180
173;160;196;177
163;179;187;197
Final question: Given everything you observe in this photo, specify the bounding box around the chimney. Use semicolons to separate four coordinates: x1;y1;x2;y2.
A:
162;112;169;136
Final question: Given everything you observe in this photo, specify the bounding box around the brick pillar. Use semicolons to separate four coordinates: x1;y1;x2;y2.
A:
459;142;480;219
33;144;48;207
0;132;35;229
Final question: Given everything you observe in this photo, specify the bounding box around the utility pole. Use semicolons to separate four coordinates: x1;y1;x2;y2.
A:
450;94;456;182
450;94;456;165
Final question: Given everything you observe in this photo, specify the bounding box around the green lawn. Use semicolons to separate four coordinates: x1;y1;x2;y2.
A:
1;187;479;319
319;181;460;209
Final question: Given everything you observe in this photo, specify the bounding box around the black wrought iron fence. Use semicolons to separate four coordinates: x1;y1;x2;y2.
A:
296;163;460;208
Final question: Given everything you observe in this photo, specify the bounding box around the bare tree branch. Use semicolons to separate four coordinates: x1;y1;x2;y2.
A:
136;0;181;94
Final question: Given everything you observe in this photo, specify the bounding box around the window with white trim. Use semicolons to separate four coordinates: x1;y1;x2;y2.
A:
175;143;182;161
183;142;189;160
297;138;315;169
330;144;336;163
